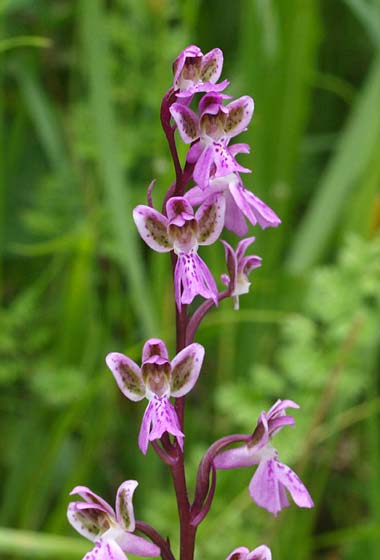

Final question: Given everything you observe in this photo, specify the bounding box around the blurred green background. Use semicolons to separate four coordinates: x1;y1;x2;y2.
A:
0;0;379;559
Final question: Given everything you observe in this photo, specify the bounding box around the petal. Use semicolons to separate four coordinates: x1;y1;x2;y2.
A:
236;236;256;261
133;206;171;252
138;402;153;455
196;194;225;246
185;186;209;206
248;459;285;516
172;45;202;88
170;103;200;143
67;502;111;542
240;255;262;276
106;353;145;402
268;399;300;419
229;182;281;229
193;144;215;188
214;445;259;470
214;144;242;178
186;141;203;164
87;540;126;560
176;253;218;308
175;79;229;98
221;240;237;288
115;480;138;531
247;545;272;560
228;142;250;157
149;396;184;447
224;96;254;138
141;338;169;362
69;486;115;517
199;48;224;83
224;190;249;236
118;532;160;557
170;343;205;397
273;460;314;510
225;546;250;560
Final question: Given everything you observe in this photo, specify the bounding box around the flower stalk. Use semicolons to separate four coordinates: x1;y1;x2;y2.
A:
67;44;314;560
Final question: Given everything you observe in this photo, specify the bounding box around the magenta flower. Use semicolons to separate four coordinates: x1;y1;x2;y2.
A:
133;196;225;309
173;45;229;98
214;400;314;516
170;93;253;187
106;339;204;454
186;173;281;236
225;545;272;560
221;237;262;310
67;481;160;559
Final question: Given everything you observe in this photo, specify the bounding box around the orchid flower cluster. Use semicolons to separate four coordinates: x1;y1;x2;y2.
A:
68;45;313;560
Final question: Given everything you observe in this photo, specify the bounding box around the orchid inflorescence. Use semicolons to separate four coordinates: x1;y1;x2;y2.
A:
67;45;313;560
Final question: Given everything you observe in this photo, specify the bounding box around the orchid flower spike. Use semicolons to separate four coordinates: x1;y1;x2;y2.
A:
225;545;272;560
214;400;314;516
186;173;281;236
173;45;229;98
106;339;204;454
67;481;160;559
133;195;225;309
170;93;254;188
221;237;262;310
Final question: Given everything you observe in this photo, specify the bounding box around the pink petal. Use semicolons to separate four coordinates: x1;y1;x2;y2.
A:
236;237;256;261
224;96;254;138
139;397;184;453
67;502;111;542
133;206;171;252
170;103;200;143
214;445;259;470
115;480;138;532
196;193;225;246
247;545;272;560
118;532;160;557
199;48;224;84
228;143;250;157
185;186;209;206
138;403;153;455
248;459;285;516
172;45;202;88
225;546;250;560
274;460;314;510
193;144;215;189
224;190;249;236
105;353;145;402
221;239;237;288
85;540;126;560
170;343;205;397
141;338;169;362
229;182;281;229
69;486;114;517
175;253;218;308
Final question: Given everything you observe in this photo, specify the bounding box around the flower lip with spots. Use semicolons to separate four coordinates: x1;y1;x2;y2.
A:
133;195;225;308
67;481;160;559
214;400;314;516
170;94;254;188
172;45;229;98
106;339;205;454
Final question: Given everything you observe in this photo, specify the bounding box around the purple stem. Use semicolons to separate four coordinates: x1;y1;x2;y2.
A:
161;88;197;560
135;520;176;560
160;88;182;190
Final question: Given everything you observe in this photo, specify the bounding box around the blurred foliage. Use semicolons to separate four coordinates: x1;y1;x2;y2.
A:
0;0;379;559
